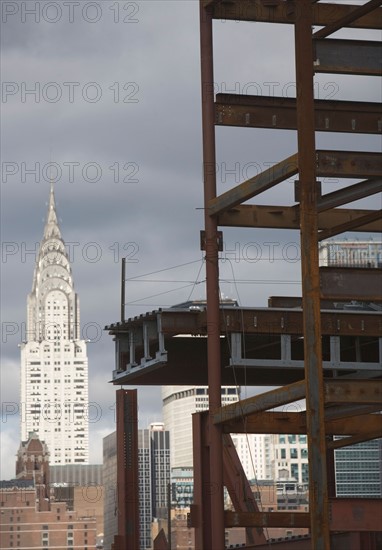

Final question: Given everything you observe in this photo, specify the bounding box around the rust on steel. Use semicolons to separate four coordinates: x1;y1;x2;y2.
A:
116;389;139;549
295;1;330;547
318;209;382;241
225;499;382;531
199;1;225;547
313;0;382;39
324;379;382;404
316;150;382;178
221;411;382;437
208;153;298;216
317;179;382;212
214;380;306;424
203;1;382;29
222;433;267;545
314;38;382;76
215;93;382;134
218;204;382;233
192;412;212;550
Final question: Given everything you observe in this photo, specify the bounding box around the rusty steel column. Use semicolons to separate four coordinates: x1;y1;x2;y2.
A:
116;389;139;549
199;2;225;548
294;1;330;548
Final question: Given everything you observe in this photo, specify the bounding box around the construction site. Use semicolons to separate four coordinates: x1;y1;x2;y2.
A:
106;1;382;549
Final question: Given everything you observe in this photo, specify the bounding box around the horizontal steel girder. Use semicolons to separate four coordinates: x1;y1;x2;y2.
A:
221;410;382;436
225;510;310;529
218;204;382;233
314;39;382;76
215;94;382;134
202;1;382;29
214;379;382;424
209;151;382;216
324;379;382;404
225;499;382;531
320;267;382;301
108;307;382;337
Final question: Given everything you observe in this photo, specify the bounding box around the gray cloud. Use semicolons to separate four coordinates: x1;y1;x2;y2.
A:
1;1;380;479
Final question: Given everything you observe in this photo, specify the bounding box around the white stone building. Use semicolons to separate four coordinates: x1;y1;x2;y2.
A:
20;185;89;465
231;433;273;481
162;385;239;469
271;433;309;485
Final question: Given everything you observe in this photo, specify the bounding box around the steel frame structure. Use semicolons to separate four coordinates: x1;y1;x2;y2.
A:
107;1;382;549
196;1;382;549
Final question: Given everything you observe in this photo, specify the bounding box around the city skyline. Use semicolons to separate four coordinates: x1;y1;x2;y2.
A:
1;0;380;480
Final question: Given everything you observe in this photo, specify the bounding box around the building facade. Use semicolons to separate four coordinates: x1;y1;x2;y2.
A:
102;432;118;550
0;433;96;550
231;433;273;481
319;238;382;268
103;423;170;550
162;386;239;469
20;185;89;465
271;434;309;486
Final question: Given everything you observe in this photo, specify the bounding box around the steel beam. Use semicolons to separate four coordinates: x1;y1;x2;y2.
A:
225;510;310;529
317;179;382;212
324;403;382;421
225;499;382;531
328;432;382;449
210;151;381;217
313;0;382;39
116;389;139;550
222;411;382;436
324;379;382;404
204;1;382;29
110;306;382;338
215;94;382;134
199;3;225;547
218;204;382;233
314;39;382;76
192;411;212;550
208;153;298;216
320;267;382;301
329;498;382;532
316;150;382;179
222;434;266;545
214;380;306;424
318;209;382;241
295;4;329;546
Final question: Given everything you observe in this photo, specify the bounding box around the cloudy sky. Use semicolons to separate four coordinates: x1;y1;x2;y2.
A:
1;0;380;478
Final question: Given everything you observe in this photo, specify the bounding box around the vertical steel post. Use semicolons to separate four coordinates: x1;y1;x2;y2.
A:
193;411;213;550
294;1;330;548
116;389;139;549
199;3;225;548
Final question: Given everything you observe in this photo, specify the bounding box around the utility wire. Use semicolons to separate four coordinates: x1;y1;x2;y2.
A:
124;259;203;281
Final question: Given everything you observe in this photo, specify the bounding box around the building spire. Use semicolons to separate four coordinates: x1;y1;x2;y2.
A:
43;180;61;240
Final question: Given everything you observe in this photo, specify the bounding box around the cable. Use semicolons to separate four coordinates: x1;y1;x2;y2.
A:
124;281;205;305
186;259;206;302
124;259;203;281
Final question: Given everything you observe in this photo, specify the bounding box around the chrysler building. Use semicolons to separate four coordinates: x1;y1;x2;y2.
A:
20;185;89;464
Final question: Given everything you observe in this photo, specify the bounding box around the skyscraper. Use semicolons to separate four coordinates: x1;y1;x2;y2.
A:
162;385;239;469
20;185;89;465
102;423;170;550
